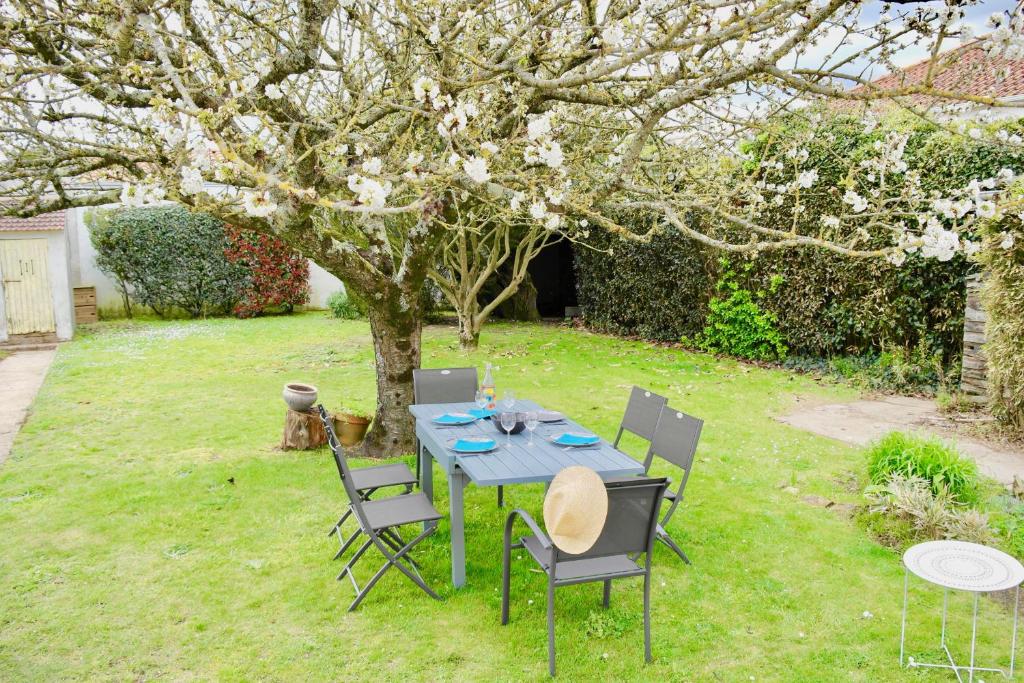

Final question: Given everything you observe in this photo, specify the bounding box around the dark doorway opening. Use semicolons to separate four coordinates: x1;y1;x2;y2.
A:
528;240;577;318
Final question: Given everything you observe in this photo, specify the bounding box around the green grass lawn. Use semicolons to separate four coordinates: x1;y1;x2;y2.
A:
0;314;1017;681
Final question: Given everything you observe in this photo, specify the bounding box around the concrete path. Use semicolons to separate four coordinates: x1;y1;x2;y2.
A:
777;395;1023;486
0;348;57;465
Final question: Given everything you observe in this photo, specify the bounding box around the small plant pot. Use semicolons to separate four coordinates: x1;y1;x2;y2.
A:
283;383;317;412
334;412;371;446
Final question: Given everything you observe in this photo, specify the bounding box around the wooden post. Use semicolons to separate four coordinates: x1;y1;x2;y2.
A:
960;273;988;403
281;409;328;450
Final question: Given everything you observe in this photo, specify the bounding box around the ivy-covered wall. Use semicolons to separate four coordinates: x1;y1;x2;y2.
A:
576;114;1024;361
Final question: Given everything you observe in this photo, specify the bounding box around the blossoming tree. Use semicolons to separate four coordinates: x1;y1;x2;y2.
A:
2;0;1022;456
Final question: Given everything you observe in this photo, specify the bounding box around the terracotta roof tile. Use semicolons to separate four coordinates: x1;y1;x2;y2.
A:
850;43;1024;107
0;211;66;232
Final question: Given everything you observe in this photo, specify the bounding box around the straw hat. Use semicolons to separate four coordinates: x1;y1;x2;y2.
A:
543;466;609;555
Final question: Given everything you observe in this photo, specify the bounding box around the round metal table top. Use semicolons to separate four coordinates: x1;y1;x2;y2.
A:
903;541;1024;593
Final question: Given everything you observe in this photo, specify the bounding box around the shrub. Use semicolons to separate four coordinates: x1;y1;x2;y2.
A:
327;290;363;319
694;261;787;361
91;206;246;317
978;188;1024;431
574;113;1024;365
864;474;992;544
223;226;308;317
865;432;979;504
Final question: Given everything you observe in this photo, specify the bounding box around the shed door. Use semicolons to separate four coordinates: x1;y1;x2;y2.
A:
0;239;56;335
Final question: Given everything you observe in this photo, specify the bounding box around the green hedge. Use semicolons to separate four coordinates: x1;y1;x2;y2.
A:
979;186;1024;429
576;114;1024;360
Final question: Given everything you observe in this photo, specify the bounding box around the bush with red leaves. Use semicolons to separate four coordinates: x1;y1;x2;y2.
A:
224;226;310;318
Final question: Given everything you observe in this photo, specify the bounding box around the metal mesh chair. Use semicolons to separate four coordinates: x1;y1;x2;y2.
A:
413;367;505;507
641;407;703;564
612;386;668;453
317;405;443;611
502;477;669;677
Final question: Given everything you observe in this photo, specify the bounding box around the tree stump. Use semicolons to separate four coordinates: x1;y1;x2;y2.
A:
281;408;327;450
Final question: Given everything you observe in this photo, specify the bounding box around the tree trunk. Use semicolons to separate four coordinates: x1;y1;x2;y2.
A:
458;319;480;350
361;302;422;458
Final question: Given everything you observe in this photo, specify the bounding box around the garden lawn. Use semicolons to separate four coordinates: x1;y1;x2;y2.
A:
0;314;1016;681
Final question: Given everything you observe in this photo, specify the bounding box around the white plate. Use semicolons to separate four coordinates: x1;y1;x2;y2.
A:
538;410;564;422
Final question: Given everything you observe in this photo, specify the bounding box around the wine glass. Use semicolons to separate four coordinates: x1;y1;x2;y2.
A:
501;389;515;412
524;411;539;447
475;389;488;415
500;411;516;448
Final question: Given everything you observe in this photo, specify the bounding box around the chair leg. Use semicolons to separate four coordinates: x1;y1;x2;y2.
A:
658;532;691;565
501;537;512;625
497;485;504;508
328;508;352;537
547;579;556;677
348;528;440;611
333;526;362;561
338;538;373;582
603;580;611;608
643;573;652;663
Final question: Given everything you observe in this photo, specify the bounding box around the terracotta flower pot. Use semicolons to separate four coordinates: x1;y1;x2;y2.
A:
334;412;371;446
282;382;318;412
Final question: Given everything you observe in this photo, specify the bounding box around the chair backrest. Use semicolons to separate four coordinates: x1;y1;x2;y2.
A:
645;407;703;481
557;477;668;562
317;405;373;531
413;367;479;405
618;386;668;442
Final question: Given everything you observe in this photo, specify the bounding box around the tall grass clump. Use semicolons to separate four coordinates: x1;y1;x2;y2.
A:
865;432;979;504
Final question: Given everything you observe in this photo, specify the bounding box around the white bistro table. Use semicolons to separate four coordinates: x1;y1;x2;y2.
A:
900;540;1024;682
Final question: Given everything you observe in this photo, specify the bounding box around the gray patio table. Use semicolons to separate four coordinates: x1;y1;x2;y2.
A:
410;399;646;588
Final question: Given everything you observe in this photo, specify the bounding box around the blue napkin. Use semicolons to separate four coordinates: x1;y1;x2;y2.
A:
452;438;496;453
433;413;475;425
468;408;495;419
553;432;600;447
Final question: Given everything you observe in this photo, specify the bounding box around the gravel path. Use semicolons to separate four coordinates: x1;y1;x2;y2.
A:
0;348;57;465
777;395;1023;486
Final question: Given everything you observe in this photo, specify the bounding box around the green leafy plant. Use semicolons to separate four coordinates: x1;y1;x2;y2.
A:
327;290;363;319
91;206;247;318
694;260;787;361
865;432;979;504
864;475;992;545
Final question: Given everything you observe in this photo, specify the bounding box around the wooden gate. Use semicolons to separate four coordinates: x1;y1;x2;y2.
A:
0;239;56;335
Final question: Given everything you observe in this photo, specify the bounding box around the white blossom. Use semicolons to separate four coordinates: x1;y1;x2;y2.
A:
843;190;868;213
1000;231;1016;249
529;200;547;220
347;174;391;209
976;200;997;219
919;221;959;261
413;76;440;105
119;182;165;207
481;141;499;156
462;155;490;184
179;166;204;195
427;22;441;44
264;84;284;100
527;113;552;141
362;157;383;175
509;191;525;212
241;190;278;218
796;170;818;189
822;215;840;229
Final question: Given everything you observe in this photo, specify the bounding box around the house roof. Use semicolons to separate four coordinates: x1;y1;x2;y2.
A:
0;211;66;232
850;42;1024;107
